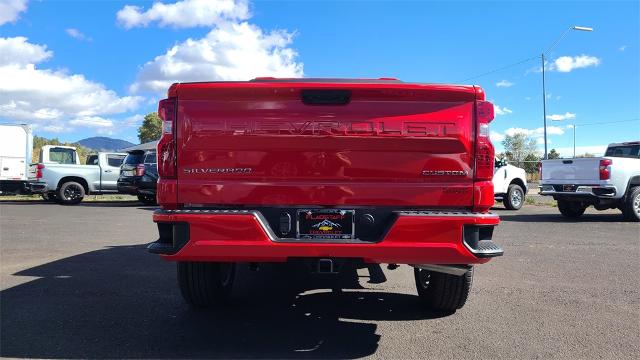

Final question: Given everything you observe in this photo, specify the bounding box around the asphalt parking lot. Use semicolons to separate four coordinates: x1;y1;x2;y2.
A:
1;202;638;359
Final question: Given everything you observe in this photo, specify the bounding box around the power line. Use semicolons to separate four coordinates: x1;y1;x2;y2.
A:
576;118;640;127
458;55;540;83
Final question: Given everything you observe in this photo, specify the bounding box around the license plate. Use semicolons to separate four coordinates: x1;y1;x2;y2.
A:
562;184;575;192
297;209;355;240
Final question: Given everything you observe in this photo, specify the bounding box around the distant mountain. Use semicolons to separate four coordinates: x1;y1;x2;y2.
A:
77;137;135;152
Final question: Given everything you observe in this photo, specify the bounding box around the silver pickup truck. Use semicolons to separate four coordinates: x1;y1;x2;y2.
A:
540;141;640;221
29;145;126;204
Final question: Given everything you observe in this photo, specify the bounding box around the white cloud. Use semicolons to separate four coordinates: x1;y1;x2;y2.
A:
129;20;303;93
494;104;513;116
120;0;303;94
546;112;576;121
496;80;514;88
619;45;627;52
65;28;92;42
0;0;28;25
0;36;143;134
504;127;531;137
526;54;601;74
117;0;250;29
546;126;565;135
490;130;505;143
504;126;564;137
42;124;67;133
69;116;114;128
566;124;574;129
0;36;51;66
122;114;144;127
492;125;566;148
551;55;601;72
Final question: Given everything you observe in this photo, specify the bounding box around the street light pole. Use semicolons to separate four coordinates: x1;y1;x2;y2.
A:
542;52;548;159
541;25;593;160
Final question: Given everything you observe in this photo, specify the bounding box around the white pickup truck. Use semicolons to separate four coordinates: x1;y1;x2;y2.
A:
29;145;126;204
540;141;640;221
493;158;528;210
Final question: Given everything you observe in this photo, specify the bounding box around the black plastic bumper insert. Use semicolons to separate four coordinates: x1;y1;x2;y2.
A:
463;225;504;258
147;222;190;255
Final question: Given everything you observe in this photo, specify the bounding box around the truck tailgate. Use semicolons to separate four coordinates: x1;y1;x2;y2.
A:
175;83;478;207
542;158;601;182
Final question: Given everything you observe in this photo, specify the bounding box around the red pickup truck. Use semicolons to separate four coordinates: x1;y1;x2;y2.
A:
149;78;503;312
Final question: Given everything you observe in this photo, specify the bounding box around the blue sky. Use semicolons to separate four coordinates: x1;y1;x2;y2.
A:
0;0;638;156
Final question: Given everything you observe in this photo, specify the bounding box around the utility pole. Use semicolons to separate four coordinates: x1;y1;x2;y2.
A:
542;53;548;159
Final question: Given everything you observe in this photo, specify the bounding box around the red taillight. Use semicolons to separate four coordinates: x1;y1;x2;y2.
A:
36;163;44;179
135;164;146;177
599;159;612;180
474;100;495;181
157;97;177;179
538;162;543;180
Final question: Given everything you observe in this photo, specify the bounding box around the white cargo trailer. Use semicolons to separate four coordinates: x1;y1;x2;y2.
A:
0;124;33;194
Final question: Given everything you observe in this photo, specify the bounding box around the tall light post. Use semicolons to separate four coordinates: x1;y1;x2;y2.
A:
552;118;576;158
542;25;593;159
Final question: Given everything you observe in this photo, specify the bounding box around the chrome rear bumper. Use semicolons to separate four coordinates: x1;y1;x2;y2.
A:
539;185;616;197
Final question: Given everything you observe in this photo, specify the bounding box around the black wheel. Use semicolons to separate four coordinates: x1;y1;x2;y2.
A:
177;262;236;307
622;186;640;222
137;194;157;205
503;184;524;210
557;199;586;218
414;267;473;312
56;181;85;205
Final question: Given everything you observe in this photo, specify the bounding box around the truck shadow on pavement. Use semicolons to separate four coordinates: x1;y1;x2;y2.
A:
498;212;628;223
1;245;445;359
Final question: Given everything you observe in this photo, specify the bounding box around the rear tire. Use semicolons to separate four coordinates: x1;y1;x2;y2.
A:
414;267;473;312
137;194;157;205
56;181;85;205
177;262;236;307
622;186;640;222
503;184;524;210
557;199;586;218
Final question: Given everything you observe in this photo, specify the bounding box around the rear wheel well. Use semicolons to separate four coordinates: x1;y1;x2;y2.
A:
627;176;640;192
509;178;527;192
57;176;89;194
623;176;640;203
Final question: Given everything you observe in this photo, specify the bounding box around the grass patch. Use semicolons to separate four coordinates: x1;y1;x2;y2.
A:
0;194;137;202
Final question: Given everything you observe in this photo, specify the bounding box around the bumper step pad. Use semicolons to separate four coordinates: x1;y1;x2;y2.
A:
470;240;504;258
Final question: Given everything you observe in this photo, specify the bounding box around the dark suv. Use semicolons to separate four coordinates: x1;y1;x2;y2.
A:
117;150;158;205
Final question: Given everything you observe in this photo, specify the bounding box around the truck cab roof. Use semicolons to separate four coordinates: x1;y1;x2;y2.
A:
608;141;640;147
